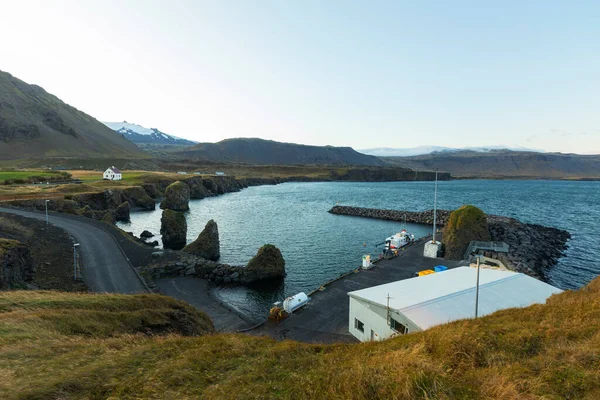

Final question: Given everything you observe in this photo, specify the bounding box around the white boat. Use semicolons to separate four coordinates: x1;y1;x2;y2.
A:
384;230;415;252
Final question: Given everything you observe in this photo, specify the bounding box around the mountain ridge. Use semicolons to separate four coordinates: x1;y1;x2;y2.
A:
384;149;600;178
0;70;147;160
103;121;197;146
174;137;387;166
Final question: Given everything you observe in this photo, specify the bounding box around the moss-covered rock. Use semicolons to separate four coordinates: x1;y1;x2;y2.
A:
242;244;285;283
160;209;187;250
160;181;190;211
101;210;116;225
182;219;220;260
115;201;130;222
442;205;491;260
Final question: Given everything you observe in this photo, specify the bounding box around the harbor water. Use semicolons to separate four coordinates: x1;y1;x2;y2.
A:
118;180;600;320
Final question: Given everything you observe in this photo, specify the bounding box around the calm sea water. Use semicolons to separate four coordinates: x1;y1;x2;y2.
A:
118;180;600;319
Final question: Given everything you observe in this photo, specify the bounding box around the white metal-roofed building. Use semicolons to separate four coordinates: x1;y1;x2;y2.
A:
103;166;122;181
348;266;562;342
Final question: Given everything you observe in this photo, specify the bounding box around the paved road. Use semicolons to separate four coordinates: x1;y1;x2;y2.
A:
0;207;147;294
157;277;251;332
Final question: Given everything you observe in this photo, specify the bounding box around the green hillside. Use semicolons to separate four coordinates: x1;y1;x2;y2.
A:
1;277;599;399
0;70;148;160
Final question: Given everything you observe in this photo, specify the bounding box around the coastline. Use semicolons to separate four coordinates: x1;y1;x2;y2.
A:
329;205;571;281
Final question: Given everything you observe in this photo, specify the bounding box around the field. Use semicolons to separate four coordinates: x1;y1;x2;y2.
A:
0;169;70;184
0;274;599;399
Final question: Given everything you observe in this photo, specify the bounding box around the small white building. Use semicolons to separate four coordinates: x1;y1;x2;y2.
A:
215;171;225;176
103;166;122;181
348;266;562;342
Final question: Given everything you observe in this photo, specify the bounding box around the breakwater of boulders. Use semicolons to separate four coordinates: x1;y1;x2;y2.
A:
329;205;571;280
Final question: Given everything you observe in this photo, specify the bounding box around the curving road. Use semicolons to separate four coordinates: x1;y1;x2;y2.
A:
0;207;147;294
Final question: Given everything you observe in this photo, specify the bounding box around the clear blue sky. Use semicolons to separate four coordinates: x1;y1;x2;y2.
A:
1;0;599;153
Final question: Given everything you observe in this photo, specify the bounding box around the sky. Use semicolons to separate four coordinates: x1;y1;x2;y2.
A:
1;0;599;153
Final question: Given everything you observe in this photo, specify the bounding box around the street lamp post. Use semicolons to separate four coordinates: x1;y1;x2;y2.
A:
45;199;50;224
73;243;80;280
432;169;438;243
475;255;481;318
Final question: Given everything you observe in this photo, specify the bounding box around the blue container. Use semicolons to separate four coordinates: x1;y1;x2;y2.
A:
434;265;448;272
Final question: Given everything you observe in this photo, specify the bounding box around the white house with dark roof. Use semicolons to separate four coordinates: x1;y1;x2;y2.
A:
348;266;562;342
103;166;122;181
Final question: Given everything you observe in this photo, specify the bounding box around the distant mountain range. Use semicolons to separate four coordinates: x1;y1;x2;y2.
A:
384;149;600;179
360;145;540;157
0;70;147;160
174;138;386;166
103;122;196;146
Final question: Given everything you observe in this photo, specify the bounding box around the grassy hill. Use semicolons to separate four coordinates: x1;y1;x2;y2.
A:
1;276;599;399
0;70;147;160
384;150;600;179
175;138;387;166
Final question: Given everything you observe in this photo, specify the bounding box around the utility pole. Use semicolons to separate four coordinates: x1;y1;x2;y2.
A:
386;293;392;326
475;255;481;318
73;243;80;280
432;169;438;243
45;199;50;225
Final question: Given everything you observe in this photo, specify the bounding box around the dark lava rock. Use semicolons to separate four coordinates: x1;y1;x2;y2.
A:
145;240;159;247
182;177;212;200
0;239;34;289
160;209;187;250
443;205;491;260
182;219;220;261
115;201;130;222
160;181;190;211
103;189;123;209
241;244;285;283
142;183;160;199
120;187;156;210
140;230;154;238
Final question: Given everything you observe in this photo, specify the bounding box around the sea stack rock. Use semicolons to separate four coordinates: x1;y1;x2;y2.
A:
114;201;130;222
160;209;187;250
160;181;190;211
182;219;220;261
241;244;285;283
442;205;491;260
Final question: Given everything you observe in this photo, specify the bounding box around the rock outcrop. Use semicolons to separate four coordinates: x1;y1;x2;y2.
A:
0;239;34;289
160;181;190;211
443;205;491;260
182;219;220;261
121;187;155;210
181;177;212;200
160;210;187;250
140;230;154;238
115;201;130;222
242;244;285;283
144;244;286;286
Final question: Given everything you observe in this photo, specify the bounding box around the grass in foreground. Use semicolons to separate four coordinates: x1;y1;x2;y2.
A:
1;277;600;399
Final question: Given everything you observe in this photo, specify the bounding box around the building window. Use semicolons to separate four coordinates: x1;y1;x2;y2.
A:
390;317;408;334
354;318;364;333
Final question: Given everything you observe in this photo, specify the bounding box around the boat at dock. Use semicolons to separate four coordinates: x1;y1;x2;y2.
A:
383;230;415;253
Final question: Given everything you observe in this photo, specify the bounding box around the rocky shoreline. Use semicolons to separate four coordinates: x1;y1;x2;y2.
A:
329;205;571;280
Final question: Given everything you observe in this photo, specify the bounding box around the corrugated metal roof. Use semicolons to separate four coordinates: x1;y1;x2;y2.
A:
348;266;562;330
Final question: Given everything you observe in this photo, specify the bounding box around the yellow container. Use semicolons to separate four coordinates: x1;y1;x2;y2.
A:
418;269;435;276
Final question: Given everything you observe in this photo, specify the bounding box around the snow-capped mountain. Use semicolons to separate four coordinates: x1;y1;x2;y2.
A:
103;122;197;146
359;145;541;157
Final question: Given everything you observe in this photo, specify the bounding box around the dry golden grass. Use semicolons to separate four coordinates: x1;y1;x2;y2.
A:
1;278;599;399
